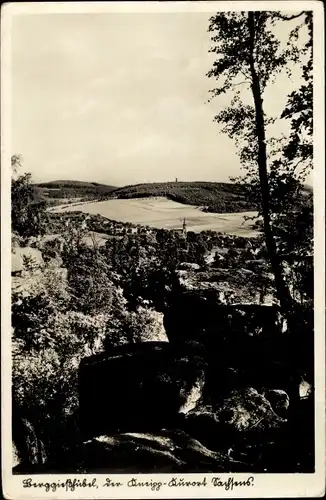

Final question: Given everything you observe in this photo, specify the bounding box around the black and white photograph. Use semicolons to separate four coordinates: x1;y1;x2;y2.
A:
1;1;325;498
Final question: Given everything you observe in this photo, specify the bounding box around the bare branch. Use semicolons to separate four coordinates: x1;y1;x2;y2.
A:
275;12;305;21
231;80;251;88
290;157;308;173
239;69;251;80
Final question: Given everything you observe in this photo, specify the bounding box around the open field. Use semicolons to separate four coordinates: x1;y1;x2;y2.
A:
110;180;257;213
51;197;260;237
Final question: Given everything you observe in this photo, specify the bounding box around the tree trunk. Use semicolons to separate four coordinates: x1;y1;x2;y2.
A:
247;12;294;317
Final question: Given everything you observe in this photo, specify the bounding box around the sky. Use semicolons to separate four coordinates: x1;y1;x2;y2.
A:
11;10;307;186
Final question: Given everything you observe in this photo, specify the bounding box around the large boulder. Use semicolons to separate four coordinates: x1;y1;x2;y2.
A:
183;388;287;464
78;341;208;438
215;388;286;432
263;389;290;418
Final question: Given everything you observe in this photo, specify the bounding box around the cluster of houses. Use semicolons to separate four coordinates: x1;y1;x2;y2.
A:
48;211;135;235
48;210;190;238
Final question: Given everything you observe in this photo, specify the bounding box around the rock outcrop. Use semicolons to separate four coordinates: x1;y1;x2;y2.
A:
183;388;287;463
12;417;47;471
78;341;207;438
14;429;247;474
263;389;290;418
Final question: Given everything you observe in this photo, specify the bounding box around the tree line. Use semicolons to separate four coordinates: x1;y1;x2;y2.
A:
109;181;258;212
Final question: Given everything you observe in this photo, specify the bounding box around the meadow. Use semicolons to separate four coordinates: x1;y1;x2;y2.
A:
51;196;259;237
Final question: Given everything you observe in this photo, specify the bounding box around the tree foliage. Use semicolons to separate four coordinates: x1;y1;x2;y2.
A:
207;11;313;313
111;181;257;212
281;13;313;173
11;155;48;238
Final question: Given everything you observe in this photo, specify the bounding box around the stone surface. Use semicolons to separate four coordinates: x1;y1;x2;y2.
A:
12;417;47;471
183;387;287;458
11;251;24;274
215;388;286;432
263;389;290;417
79;341;208;438
12;442;20;468
14;429;247;474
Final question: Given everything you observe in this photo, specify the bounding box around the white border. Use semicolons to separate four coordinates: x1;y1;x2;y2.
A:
1;2;325;498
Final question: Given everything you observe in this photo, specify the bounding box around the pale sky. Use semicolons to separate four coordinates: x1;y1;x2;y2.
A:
11;11;307;186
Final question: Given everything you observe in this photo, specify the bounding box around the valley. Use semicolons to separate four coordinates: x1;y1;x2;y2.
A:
49;197;260;237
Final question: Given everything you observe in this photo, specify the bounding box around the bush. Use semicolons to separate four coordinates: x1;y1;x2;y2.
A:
12;309;109;457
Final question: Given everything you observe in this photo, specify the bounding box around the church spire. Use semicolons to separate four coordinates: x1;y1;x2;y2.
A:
182;217;187;235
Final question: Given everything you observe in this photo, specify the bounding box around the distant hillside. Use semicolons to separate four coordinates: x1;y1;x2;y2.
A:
34;180;117;201
110;181;257;213
34;179;312;212
110;181;312;214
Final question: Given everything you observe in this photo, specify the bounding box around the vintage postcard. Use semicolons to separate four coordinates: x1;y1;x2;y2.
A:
1;1;325;498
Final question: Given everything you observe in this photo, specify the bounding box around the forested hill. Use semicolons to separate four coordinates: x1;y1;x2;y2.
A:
35;179;312;213
34;180;117;200
111;181;257;213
